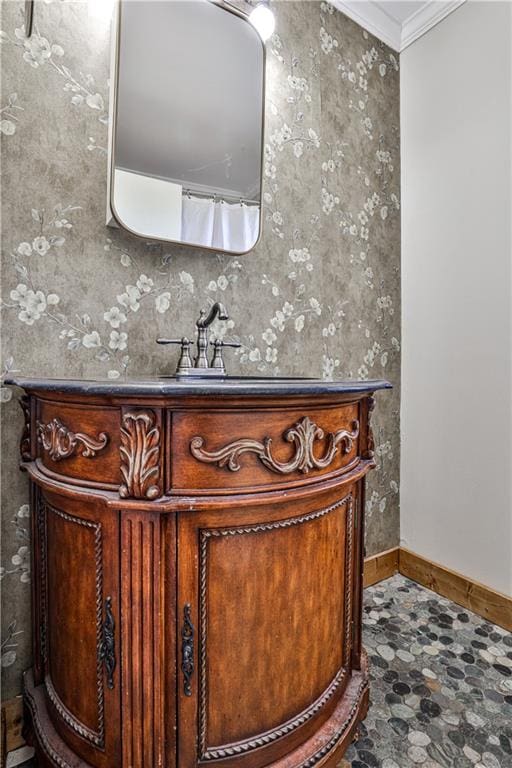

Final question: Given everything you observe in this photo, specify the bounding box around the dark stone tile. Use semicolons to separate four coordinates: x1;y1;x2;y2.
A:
446;666;464;679
392;681;411;696
389;717;409;737
420;698;441;717
494;664;512;677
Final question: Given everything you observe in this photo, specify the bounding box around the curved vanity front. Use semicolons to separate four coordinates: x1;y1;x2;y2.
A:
8;376;390;768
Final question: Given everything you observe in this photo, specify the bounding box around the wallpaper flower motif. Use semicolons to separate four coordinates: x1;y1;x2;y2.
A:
0;0;400;698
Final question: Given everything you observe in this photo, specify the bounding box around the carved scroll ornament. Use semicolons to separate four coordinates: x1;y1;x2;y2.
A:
37;417;108;461
190;415;359;475
119;410;161;499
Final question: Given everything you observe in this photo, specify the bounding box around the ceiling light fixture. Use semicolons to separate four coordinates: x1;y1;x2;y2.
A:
88;0;115;22
249;0;275;42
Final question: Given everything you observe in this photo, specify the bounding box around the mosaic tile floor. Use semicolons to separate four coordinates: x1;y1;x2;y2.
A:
342;575;512;768
15;575;512;768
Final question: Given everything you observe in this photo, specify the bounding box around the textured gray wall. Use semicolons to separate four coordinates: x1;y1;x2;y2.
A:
0;0;400;698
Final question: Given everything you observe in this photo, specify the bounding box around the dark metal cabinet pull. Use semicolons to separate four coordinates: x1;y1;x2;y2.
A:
100;596;116;690
181;603;194;696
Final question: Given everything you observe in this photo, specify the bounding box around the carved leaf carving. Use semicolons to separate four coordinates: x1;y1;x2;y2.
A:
190;416;359;475
37;417;108;461
119;411;161;499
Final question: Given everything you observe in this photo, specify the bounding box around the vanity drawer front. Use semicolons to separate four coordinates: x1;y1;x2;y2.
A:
36;401;121;487
170;403;360;492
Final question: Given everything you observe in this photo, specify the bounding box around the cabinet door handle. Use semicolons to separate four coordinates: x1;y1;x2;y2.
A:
100;596;116;690
181;603;194;696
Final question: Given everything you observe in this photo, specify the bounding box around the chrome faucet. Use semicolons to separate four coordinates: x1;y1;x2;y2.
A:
157;303;240;377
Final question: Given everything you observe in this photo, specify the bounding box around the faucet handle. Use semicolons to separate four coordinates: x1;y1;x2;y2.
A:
156;337;193;374
215;340;241;349
210;339;241;373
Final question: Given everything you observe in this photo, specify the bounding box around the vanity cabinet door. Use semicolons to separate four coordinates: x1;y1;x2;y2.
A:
37;488;121;768
177;485;358;768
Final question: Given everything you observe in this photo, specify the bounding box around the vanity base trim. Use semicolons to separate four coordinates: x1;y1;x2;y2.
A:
269;654;369;768
23;661;368;768
23;669;94;768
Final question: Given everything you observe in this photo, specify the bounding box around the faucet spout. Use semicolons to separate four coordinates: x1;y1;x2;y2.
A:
197;302;229;328
194;303;229;368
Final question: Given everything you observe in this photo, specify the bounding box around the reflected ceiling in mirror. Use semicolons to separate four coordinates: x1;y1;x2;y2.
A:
109;0;265;255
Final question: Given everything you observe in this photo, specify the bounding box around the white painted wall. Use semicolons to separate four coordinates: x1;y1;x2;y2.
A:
400;1;512;595
112;169;182;241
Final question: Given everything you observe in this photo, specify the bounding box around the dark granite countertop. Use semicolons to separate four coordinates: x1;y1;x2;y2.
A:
5;375;391;398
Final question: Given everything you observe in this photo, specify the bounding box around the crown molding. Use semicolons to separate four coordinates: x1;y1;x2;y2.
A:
332;1;402;50
333;0;467;53
400;0;466;50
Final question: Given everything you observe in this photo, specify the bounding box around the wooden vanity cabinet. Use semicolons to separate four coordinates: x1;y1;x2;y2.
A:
9;378;390;768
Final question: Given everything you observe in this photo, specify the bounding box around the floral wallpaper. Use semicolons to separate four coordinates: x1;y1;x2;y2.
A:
0;0;400;699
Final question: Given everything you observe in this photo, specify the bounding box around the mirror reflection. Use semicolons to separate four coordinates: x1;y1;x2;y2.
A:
110;0;265;254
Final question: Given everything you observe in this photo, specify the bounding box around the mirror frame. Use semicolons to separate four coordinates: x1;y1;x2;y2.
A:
107;0;266;255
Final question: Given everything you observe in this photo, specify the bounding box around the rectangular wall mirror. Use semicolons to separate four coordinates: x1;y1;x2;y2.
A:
108;0;265;255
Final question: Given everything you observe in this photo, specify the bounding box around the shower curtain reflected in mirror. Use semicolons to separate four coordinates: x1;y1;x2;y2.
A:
181;196;260;253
